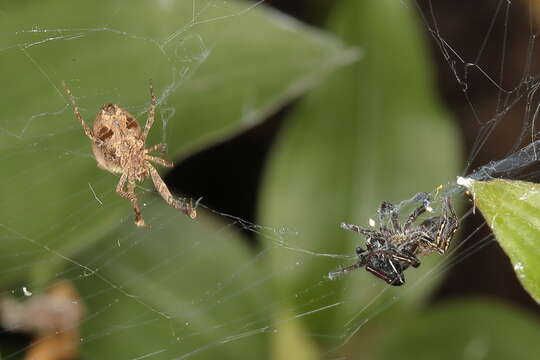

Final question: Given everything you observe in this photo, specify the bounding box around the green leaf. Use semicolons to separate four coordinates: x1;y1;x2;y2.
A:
70;202;272;359
258;0;460;341
470;179;540;303
0;0;355;286
376;300;540;360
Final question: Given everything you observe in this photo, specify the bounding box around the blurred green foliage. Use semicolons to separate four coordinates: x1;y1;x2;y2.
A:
0;0;354;287
0;0;538;359
377;300;540;360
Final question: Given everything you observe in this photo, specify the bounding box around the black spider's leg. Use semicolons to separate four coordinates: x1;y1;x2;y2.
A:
341;223;381;238
374;248;420;269
403;204;427;231
364;250;406;286
399;243;421;268
328;262;364;280
416;197;459;254
328;246;369;280
390;251;420;268
390;212;401;232
416;232;445;255
437;197;459;253
378;201;401;231
387;259;405;285
365;260;404;286
365;264;397;285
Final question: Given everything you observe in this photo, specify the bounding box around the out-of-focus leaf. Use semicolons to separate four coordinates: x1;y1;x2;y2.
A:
376;300;540;360
70;202;272;360
0;0;356;286
258;0;460;343
470;179;540;303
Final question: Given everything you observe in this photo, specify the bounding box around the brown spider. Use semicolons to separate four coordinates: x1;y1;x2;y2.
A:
329;196;458;285
63;81;197;227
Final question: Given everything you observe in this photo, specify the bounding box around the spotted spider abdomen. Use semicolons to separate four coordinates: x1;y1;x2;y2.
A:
91;105;142;174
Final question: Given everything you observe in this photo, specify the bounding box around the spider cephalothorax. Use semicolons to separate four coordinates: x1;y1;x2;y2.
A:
329;197;458;286
64;81;197;227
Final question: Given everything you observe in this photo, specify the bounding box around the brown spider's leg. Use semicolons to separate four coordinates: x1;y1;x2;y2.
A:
146;164;197;219
403;204;427;231
144;143;167;155
115;174;147;227
141;80;157;143
340;222;380;237
62;81;97;142
145;155;173;168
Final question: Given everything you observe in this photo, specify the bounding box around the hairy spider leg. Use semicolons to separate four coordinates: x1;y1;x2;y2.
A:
328;246;370;280
378;201;401;231
340;222;381;238
116;173;147;227
63;81;99;144
397;243;422;268
145;143;168;155
146;164;197;219
412;229;446;255
403;203;427;231
145;155;173;168
328;262;365;280
384;249;421;268
369;249;417;282
437;197;459;252
365;259;404;286
141;80;157;143
387;259;405;285
416;197;458;254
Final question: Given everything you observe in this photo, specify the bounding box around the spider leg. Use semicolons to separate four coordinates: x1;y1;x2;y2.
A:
144;143;167;155
417;233;445;255
400;243;421;267
403;204;427;231
328;262;363;280
340;222;380;238
145;155;173;168
116;173;147;227
146;164;197;219
329;247;368;279
390;251;420;268
378;201;400;231
437;197;459;253
141;80;157;143
417;198;458;254
375;248;420;269
387;259;405;285
62;81;98;143
365;262;404;286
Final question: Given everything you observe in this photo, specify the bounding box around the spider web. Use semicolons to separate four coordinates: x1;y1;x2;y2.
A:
0;0;538;359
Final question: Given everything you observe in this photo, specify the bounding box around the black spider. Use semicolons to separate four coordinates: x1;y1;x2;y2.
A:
329;197;458;286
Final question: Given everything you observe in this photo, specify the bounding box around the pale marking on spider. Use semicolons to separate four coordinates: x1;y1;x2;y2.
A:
329;197;459;286
63;81;197;227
